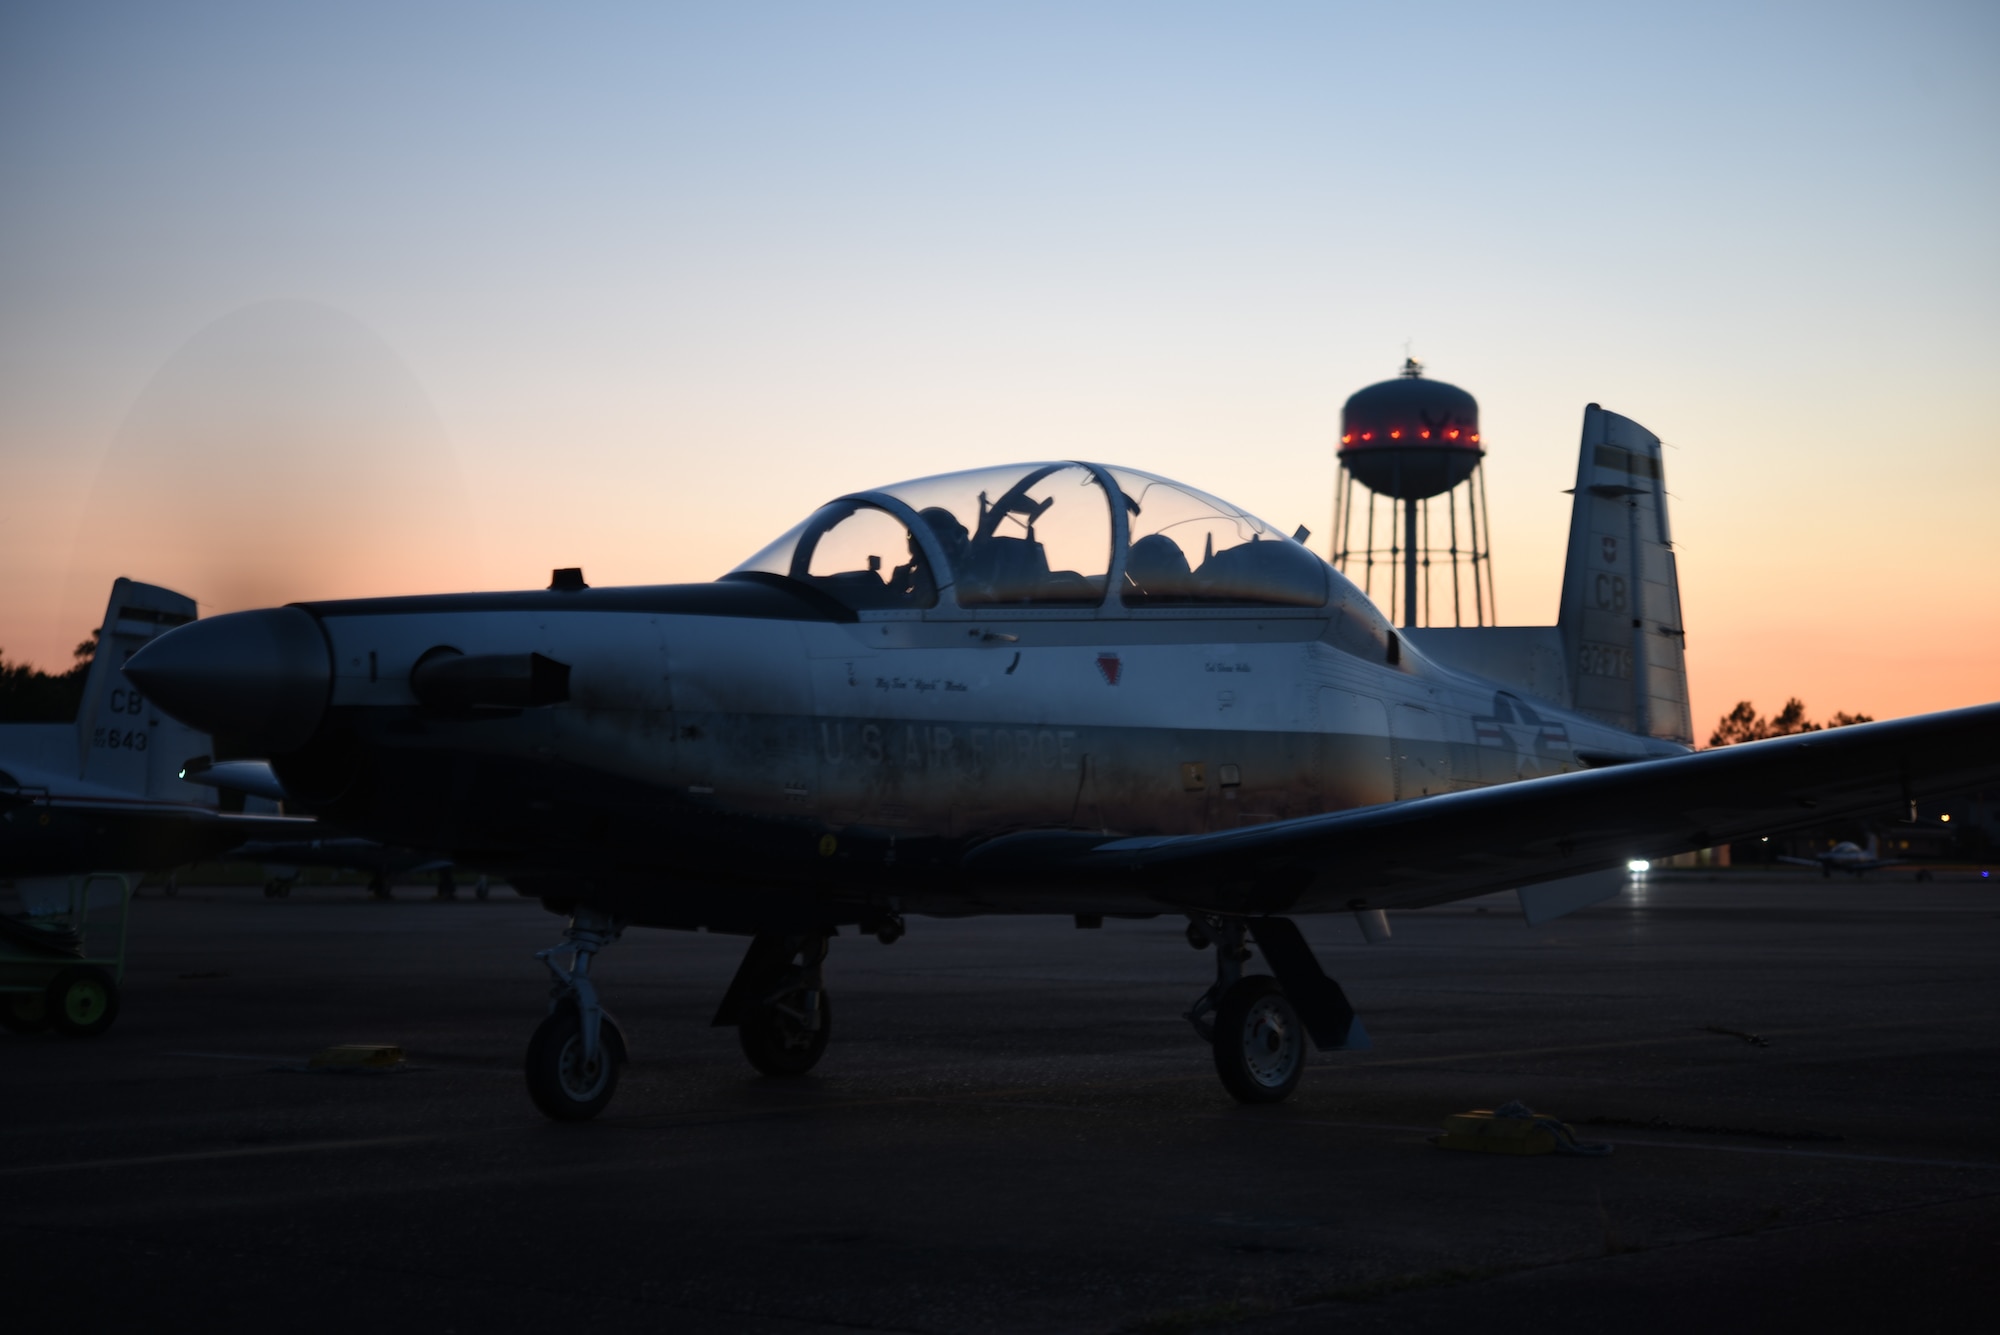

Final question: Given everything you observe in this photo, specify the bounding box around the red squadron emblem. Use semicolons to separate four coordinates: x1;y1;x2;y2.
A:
1095;653;1122;686
1601;536;1618;565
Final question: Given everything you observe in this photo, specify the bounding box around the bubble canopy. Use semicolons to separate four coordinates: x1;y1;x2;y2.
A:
728;462;1333;613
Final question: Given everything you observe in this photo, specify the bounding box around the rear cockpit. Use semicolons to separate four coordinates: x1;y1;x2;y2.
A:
727;461;1339;616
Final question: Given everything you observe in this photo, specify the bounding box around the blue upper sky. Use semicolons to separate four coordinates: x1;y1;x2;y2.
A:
2;1;1995;724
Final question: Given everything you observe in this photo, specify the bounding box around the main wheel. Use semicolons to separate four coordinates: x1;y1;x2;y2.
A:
739;988;831;1077
1212;975;1305;1104
525;1008;621;1121
46;965;120;1039
1;993;50;1034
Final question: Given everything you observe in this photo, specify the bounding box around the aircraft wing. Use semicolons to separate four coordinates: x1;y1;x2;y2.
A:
969;703;2000;914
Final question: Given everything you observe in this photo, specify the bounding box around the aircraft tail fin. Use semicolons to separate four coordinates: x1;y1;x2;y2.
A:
1555;406;1693;744
75;578;210;798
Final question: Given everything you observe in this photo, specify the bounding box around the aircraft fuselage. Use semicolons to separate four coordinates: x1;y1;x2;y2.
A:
270;580;1670;928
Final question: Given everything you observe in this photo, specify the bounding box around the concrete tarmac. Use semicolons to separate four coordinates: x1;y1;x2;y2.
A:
4;872;1998;1332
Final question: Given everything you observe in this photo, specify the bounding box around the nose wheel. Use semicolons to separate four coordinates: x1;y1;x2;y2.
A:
526;1004;627;1120
526;909;630;1121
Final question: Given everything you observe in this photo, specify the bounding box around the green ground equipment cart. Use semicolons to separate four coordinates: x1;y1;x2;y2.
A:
1;873;131;1037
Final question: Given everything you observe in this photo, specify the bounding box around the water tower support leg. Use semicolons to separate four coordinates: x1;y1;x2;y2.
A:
1403;498;1419;629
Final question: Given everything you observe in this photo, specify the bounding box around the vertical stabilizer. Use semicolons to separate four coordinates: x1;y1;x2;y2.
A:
1556;406;1692;744
75;578;212;799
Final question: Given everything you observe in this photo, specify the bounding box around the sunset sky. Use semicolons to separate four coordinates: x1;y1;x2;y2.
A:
2;1;1994;735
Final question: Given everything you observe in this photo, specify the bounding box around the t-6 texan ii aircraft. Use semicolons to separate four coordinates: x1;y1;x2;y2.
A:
128;406;2000;1120
1776;839;1910;879
1;578;454;908
0;578;316;899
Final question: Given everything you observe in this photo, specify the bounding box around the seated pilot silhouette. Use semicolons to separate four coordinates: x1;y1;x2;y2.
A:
890;507;970;598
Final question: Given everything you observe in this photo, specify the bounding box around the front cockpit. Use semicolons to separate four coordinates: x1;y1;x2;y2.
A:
728;461;1337;616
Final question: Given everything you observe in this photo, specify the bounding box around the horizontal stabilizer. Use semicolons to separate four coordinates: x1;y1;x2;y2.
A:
1404;626;1570;708
180;756;288;802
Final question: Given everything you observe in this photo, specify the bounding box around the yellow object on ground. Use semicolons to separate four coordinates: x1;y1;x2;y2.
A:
1436;1110;1560;1154
309;1044;406;1069
1433;1106;1596;1155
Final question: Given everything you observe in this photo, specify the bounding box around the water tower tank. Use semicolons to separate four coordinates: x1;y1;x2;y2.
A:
1339;363;1482;499
1330;358;1496;629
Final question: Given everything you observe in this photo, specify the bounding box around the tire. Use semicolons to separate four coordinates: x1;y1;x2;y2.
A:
46;965;120;1039
525;1008;620;1121
1;993;50;1034
739;988;832;1077
1212;975;1305;1104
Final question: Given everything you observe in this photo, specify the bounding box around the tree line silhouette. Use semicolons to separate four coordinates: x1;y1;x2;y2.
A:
1708;698;1873;748
0;632;98;723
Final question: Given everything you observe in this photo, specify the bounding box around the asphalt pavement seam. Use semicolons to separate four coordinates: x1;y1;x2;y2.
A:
0;1134;435;1177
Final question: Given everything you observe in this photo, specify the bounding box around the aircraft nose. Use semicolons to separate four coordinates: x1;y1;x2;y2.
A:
125;607;331;753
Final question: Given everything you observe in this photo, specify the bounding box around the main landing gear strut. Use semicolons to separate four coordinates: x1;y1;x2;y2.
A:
525;908;631;1121
1185;913;1369;1104
711;933;834;1078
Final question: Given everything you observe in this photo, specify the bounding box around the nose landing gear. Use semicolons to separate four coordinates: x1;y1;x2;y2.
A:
525;908;630;1121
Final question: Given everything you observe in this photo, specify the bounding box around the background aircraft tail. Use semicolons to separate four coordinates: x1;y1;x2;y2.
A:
1555;405;1693;744
75;578;212;798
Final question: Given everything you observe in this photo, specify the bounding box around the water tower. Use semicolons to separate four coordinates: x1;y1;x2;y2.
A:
1331;358;1496;627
